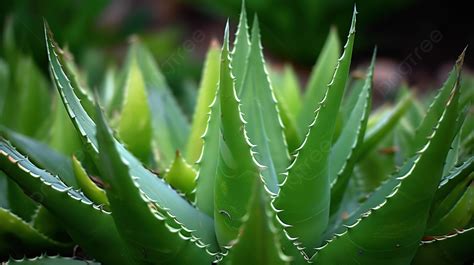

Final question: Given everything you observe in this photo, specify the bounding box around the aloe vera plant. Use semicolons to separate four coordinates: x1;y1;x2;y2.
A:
0;4;473;265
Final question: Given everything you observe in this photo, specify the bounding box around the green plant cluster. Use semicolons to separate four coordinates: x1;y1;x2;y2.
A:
0;5;473;265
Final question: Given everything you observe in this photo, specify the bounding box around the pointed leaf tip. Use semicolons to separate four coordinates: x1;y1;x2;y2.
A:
223;20;230;50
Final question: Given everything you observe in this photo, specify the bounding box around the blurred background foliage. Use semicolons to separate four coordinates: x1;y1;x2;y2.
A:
0;0;472;109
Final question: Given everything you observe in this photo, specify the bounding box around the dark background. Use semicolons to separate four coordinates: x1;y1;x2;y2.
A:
0;0;472;97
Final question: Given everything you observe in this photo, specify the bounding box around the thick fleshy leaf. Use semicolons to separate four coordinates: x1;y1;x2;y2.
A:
130;42;190;169
117;58;153;163
426;181;473;236
298;27;340;134
164;151;197;200
413;50;465;150
273;8;357;258
443;132;461;175
0;208;70;259
71;156;109;208
186;41;220;164
0;140;132;265
329;50;375;214
6;256;100;264
7;178;37;222
45;24;219;254
412;227;474;265
58;49;97;122
0;128;77;187
194;86;221;216
214;24;261;247
436;156;474;203
94;106;214;264
221;182;290;265
231;2;250;93
237;18;289;194
311;70;461;264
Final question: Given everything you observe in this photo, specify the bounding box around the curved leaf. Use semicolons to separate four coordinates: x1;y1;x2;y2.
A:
186;41;220;164
231;2;250;93
329;50;375;214
0;140;133;265
95;106;215;264
273;8;357;258
214;24;261;247
238;18;290;194
221;182;290;265
412;227;474;265
117;57;152;163
71;156;109;208
0;208;70;259
164;151;196;200
44;23;219;254
298;27;340;134
131;42;190;169
312;69;461;264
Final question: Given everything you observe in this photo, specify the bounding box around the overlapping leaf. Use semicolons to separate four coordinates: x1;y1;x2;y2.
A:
273;8;357;258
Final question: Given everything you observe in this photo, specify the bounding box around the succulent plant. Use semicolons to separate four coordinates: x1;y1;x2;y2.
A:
0;4;473;265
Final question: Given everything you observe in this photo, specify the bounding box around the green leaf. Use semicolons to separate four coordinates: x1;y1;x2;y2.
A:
58;49;97;122
272;64;302;118
272;65;302;152
130;42;190;169
237;18;290;194
436;156;474;203
71;156;109;208
329;50;375;214
45;23;219;254
100;66;117;112
164;151;197;200
30;206;71;243
0;128;77;188
186;41;220;164
311;69;461;264
221;182;290;265
0;208;70;259
214;24;261;247
411;227;474;265
94;106;214;264
0;140;133;265
443;132;461;176
413;50;465;150
6;256;100;264
357;93;412;159
0;172;8;209
330;61;468;235
194;86;221;217
7;178;37;222
117;57;153;164
2;56;51;137
298;27;340;134
48;95;82;156
426;180;473;236
273;8;357;258
232;2;251;93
